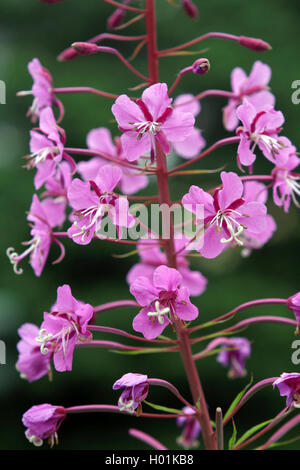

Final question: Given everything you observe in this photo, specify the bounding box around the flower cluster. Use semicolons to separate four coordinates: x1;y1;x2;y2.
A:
10;0;300;452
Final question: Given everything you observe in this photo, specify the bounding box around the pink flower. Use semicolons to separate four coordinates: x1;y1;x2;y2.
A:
236;100;285;167
111;83;195;162
77;127;148;195
287;293;300;323
16;323;52;383
173;94;206;159
67;165;135;245
223;61;275;131
272;144;300;212
44;161;72;201
217;337;251;378
182;171;268;259
28;107;66;189
130;265;198;340
113;373;149;414
127;238;207;297
35;285;94;372
22;404;66;447
7;194;65;276
239;181;276;256
273;372;300;407
21;58;58;122
177;407;201;449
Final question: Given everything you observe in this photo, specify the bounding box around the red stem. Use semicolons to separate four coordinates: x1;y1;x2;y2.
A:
145;0;216;450
158;32;240;56
168;136;240;175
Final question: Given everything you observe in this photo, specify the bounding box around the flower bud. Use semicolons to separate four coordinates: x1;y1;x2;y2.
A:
57;47;80;62
239;36;271;52
107;8;125;30
71;42;99;55
192;58;210;75
181;0;198;18
287;292;300;323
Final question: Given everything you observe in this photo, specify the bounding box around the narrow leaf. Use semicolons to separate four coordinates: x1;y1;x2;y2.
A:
234;418;274;448
143;400;183;415
224;375;253;422
228;419;237;450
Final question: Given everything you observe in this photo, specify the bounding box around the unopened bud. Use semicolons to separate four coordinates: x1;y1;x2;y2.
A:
107;8;125;30
57;47;80;62
181;0;198;18
71;42;99;55
239;36;271;52
192;58;210;75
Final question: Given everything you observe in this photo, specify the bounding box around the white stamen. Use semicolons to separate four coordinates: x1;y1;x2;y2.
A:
147;300;170;324
209;209;245;246
119;398;135;414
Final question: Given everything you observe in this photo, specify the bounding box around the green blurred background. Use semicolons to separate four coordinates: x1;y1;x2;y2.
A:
1;0;300;450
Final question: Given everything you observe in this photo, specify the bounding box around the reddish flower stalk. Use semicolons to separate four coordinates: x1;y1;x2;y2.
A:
168;136;240;175
64;147;156;173
158;32;271;57
53;87;119;100
71;43;149;82
223;377;278;425
88;325;177;344
258;413;300;450
190;298;288;333
58;33;146;62
129;428;168;450
66;404;183;418
234;407;290;450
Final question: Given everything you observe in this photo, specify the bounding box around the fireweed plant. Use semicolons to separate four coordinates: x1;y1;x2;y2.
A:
8;0;300;451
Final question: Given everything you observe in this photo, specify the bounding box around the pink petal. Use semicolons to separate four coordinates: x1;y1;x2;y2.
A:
172;128;206;159
161;109;195;143
153;265;182;291
218;171;244;209
130;276;159;306
67;178;99;211
174;94;201;116
87;127;116;156
179;267;207;297
95;165;122;194
141;83;172;121
119;170;148;195
133;307;169;340
237;133;256;166
77;157;106;181
247;61;272;89
111;94;144;129
175;287;198;321
231;67;247;94
121;131;151;162
200;224;228;259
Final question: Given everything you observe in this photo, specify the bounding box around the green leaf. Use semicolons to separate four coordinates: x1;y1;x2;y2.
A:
228;419;237;450
143;400;183;415
223;374;253;422
112;249;139;259
234;418;274;448
267;436;300;448
110;347;173;355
